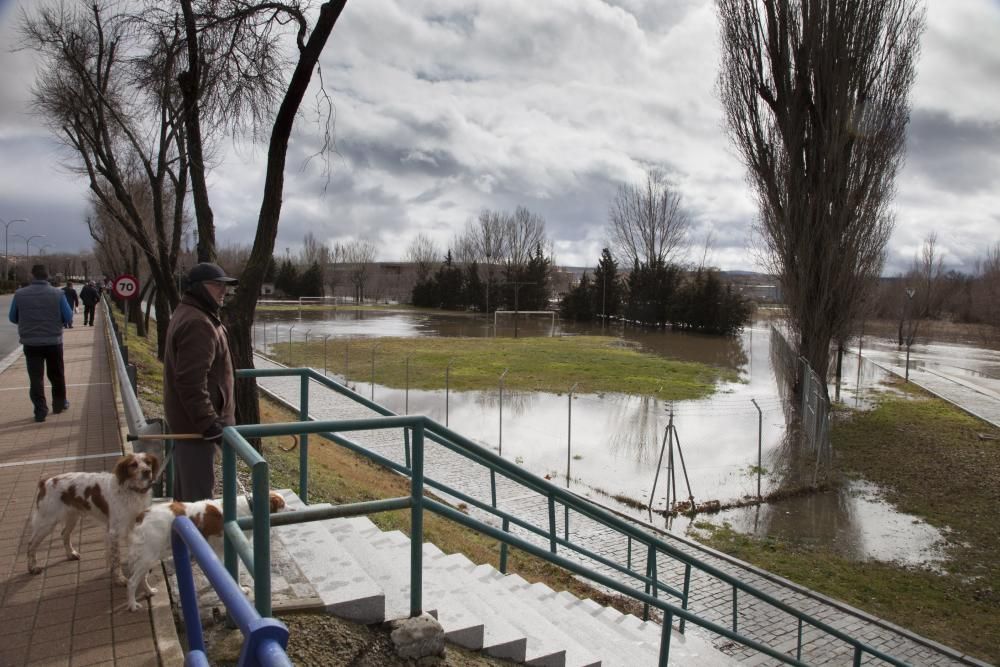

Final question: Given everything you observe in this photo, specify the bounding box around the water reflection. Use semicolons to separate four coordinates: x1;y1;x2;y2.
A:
677;480;947;566
256;309;946;563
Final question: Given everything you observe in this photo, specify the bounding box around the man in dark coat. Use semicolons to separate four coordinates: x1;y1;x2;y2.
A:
8;264;73;421
163;263;238;501
79;281;100;326
62;281;79;328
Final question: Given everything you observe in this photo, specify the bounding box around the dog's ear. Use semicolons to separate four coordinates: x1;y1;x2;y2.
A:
113;454;135;485
146;453;160;480
268;491;286;513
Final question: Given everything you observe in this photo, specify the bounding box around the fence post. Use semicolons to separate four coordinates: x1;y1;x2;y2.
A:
445;359;453;426
566;382;578;484
751;398;763;499
323;335;330;375
370;343;379;401
405;354;412;414
288;325;295;365
344;340;349;383
304;329;311;364
498;369;508;456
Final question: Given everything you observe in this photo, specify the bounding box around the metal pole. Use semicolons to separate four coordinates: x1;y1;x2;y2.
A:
304;329;311;366
405;355;411;414
323;335;330;375
647;424;670;511
445;359;453;426
344;340;349;382
288;325;295;365
498;369;508;456
370;343;379;401
751;398;763;499
566;382;578;484
409;422;425;617
124;299;129;343
905;344;911;382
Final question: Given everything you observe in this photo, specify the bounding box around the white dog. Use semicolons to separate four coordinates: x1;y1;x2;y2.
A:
126;491;288;611
27;452;159;582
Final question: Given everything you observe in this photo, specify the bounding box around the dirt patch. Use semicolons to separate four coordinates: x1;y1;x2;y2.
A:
206;612;517;666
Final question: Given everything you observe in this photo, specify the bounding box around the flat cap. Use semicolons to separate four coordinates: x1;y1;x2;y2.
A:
187;262;238;285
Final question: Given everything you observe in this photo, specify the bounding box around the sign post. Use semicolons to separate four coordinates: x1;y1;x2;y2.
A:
112;274;140;342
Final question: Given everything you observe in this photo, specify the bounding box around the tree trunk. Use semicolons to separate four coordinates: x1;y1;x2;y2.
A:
226;0;348;437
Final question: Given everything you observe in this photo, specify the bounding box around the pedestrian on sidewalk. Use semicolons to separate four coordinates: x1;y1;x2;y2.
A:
163;262;238;501
8;264;73;422
80;280;99;326
62;281;79;328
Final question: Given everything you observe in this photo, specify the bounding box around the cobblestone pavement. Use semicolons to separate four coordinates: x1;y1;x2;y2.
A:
253;358;982;666
0;308;165;667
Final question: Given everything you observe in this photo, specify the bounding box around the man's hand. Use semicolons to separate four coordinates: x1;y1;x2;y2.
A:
203;419;227;442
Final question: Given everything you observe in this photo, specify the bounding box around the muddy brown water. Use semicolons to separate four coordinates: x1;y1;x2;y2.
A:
254;308;950;565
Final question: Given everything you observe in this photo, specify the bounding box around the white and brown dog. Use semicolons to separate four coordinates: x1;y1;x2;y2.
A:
27;452;159;582
126;491;287;611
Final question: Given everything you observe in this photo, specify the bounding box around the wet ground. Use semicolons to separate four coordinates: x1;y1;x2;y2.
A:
252;308;983;566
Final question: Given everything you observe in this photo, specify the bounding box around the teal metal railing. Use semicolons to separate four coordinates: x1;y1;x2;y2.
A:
223;366;907;667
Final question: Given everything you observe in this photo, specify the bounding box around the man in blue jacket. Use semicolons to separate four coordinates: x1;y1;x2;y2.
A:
8;264;73;422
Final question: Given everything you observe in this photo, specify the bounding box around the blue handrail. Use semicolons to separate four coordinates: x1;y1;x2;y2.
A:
171;515;292;667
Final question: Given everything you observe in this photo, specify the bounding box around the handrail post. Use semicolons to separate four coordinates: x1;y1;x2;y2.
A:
171;530;206;655
410;420;425;617
222;437;238;586
499;517;509;574
547;496;557;553
658;611;673;667
252;460;272;617
680;563;692;633
732;586;738;633
299;372;310;504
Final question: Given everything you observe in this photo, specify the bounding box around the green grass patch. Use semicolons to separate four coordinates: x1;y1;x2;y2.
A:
108;307;164;407
690;382;1000;664
270;335;735;401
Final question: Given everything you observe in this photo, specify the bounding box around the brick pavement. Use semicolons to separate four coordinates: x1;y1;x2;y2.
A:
0;309;171;667
254;357;986;666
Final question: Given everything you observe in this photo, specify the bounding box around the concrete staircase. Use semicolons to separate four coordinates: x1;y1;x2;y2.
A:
272;489;736;666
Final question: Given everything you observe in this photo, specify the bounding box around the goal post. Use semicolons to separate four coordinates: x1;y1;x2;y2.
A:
493;310;556;336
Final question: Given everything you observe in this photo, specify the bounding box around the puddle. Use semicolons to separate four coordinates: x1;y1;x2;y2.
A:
675;479;949;567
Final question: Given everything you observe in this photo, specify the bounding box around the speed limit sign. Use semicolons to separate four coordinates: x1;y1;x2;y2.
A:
112;274;140;300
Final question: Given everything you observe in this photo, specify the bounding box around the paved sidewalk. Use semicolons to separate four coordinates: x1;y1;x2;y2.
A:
254;356;986;666
0;310;167;667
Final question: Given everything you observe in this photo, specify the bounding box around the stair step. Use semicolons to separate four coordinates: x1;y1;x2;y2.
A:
272;514;384;622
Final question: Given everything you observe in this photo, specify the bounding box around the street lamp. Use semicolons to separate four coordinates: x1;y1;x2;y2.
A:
1;217;26;281
14;234;46;263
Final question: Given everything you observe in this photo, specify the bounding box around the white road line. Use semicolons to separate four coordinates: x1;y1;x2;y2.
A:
0;451;123;469
0;382;112;392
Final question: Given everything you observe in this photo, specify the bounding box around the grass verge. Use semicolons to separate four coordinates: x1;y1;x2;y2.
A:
689;380;1000;663
270;335;736;401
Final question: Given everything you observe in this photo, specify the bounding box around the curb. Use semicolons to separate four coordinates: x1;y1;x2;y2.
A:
0;345;21;375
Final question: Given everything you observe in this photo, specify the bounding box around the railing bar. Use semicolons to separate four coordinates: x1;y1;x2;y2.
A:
680;564;691;634
499;517;510;574
548;496;557;554
240;368;909;666
732;586;738;633
658;611;672;667
236;496;412;529
224;522;255;572
797;618;803;661
424;497;811;667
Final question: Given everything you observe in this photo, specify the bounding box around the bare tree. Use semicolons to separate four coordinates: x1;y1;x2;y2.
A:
718;0;924;385
503;206;548;278
912;232;944;318
22;1;188;353
343;238;376;304
608;169;690;269
406;233;440;283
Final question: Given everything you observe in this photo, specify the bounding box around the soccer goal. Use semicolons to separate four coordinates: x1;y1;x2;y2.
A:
493;310;557;336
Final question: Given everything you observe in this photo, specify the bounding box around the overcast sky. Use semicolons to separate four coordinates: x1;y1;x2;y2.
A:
1;0;998;275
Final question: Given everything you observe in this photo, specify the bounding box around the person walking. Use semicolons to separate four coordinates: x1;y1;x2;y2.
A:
62;281;79;328
79;280;100;326
163;262;238;501
8;264;73;422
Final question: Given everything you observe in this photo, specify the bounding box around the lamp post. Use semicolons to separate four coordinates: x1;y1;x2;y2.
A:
14;234;46;270
1;218;26;282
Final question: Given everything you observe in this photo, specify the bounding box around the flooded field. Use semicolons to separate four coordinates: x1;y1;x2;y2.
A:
252;307;954;565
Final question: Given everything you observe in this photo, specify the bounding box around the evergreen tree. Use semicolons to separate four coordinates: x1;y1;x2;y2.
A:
435;250;465;310
560;271;594;321
298;261;324;297
464;261;485;312
592;248;622;320
274;259;299;297
521;244;552;310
